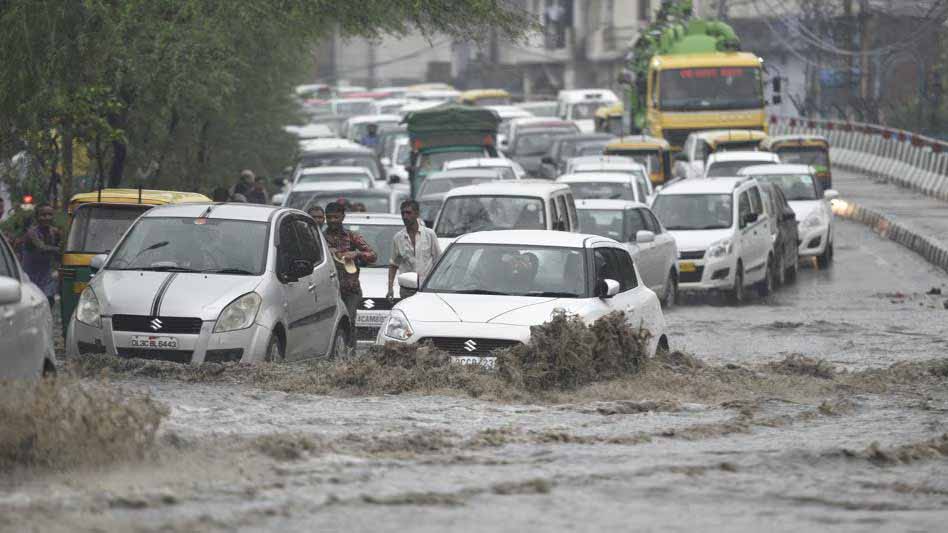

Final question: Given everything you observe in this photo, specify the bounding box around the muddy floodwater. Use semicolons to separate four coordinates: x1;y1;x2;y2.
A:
2;219;948;532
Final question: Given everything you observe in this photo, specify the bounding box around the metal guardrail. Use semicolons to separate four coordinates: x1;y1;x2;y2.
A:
769;116;948;200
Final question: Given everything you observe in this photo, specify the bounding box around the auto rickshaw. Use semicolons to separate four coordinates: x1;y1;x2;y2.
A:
603;135;672;185
594;102;625;136
761;134;832;189
458;89;512;106
59;188;210;333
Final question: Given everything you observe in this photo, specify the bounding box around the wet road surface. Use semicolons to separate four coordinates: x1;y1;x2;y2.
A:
2;219;947;532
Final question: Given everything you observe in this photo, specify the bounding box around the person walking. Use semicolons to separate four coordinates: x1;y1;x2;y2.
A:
20;204;62;308
245;177;269;204
323;202;377;349
387;200;441;299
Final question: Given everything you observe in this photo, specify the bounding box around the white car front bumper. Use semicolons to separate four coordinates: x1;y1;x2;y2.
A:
676;252;738;292
376;321;531;363
798;223;830;257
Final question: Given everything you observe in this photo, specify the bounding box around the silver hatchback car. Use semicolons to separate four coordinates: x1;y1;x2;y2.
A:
66;203;350;363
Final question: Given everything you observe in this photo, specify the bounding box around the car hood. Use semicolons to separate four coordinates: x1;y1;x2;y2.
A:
398;292;569;326
667;228;732;253
95;270;262;321
788;200;823;221
360;266;399;298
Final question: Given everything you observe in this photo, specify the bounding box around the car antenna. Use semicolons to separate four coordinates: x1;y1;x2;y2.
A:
198;204;215;218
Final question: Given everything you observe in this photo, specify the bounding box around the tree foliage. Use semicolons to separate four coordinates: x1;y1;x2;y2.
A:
0;0;531;203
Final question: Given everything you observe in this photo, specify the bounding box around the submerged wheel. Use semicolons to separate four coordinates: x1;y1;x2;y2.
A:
817;241;834;268
661;269;678;309
265;333;284;362
728;263;745;305
329;325;350;359
757;256;775;297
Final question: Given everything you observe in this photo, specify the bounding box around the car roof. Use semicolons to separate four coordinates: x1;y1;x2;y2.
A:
426;168;505;180
331;97;373;104
68;189;211;208
739;164;815;175
658;177;750;195
299;166;372;175
343;213;403;225
510;117;576;128
302;187;389;197
515;100;557;108
443;180;570;197
141;203;280;222
557;89;619;102
298;138;361;151
557;172;636;183
693;129;768;143
556;133;616;143
455;229;613;248
443;158;514;169
606;135;671;150
575;199;649;210
290;181;370;192
572;158;646;170
483;105;533;119
707;151;780;163
345;114;402;124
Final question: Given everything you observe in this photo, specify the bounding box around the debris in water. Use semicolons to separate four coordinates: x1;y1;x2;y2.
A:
491;478;552;495
927;287;942;295
767;354;836;379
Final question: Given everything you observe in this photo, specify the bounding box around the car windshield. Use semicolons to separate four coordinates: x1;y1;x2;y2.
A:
706;160;774;177
568;102;609;120
297;173;372;188
298;154;379;179
417;149;486;173
418;177;496;197
714;142;762;152
565;182;636;201
578;209;628;241
419;198;443;224
395;144;411;165
303;193;391;213
751;174;820;201
435;196;546;237
66;204;151;253
344;223;400;266
652;194;733;230
610;150;660;174
425;244;587;298
521;103;557;117
512;129;574;155
349;121;398;141
107;217;268;274
660;67;763;111
334;101;373;116
776;148;830;170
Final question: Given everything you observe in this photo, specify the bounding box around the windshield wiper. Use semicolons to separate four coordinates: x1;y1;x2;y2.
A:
134;266;201;272
524;291;580;298
451;289;507;295
202;268;256;275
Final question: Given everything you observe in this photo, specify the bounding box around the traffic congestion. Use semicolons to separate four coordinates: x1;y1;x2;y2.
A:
2;3;947;531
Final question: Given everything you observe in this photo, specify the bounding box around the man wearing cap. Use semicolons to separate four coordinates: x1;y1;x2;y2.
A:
323;202;377;349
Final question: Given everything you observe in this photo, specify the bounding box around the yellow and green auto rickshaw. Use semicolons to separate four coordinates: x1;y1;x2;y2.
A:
59;189;210;331
761;134;832;189
458;89;512;106
603;135;672;185
594;102;625;136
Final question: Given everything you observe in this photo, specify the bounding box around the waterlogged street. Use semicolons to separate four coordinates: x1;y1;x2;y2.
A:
2;217;947;533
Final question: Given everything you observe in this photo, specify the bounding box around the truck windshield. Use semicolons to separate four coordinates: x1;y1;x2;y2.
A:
66;204;152;253
436;196;546;237
659;67;763;111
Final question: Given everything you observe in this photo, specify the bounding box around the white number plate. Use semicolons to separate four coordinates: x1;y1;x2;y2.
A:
451;356;496;369
129;335;179;349
356;312;388;326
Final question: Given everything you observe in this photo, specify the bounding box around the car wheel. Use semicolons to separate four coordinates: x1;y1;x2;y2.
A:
329;325;350;359
728;263;745;305
774;249;786;287
757;256;775;297
817;241;834;268
661;269;678;309
785;250;798;283
264;333;284;362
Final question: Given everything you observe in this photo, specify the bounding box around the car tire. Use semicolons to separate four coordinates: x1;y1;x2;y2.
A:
757;256;775;298
264;333;284;362
774;249;786;287
728;262;745;305
785;250;798;283
329;325;350;359
817;241;834;268
661;269;678;309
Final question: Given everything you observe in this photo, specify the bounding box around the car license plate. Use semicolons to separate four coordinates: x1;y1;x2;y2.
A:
129;335;179;349
679;261;697;273
356;312;388;326
451;356;496;369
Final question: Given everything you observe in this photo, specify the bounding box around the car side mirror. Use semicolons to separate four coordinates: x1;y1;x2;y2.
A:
271;193;285;206
398;272;419;290
284;259;314;282
635;230;655;243
743;212;759;225
595;278;621;299
823;189;839;200
89;254;108;274
381;157;392;167
0;276;22;305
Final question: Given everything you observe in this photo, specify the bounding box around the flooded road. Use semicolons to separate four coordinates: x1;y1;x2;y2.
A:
2;219;947;532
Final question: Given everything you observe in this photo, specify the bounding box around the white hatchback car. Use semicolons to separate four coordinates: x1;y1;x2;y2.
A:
66;203;352;363
704;151;780;178
576;200;679;307
651;177;775;304
379;230;668;365
740;164;838;267
442;157;527;180
557;172;651;204
0;233;57;379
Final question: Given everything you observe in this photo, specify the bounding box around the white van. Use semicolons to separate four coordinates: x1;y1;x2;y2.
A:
433;181;579;248
557;89;619;133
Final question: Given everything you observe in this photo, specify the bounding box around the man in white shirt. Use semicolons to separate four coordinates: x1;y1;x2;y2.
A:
387;200;442;299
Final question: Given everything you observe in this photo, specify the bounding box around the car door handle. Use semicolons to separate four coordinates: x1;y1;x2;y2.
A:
307;283;316;292
329;271;337;279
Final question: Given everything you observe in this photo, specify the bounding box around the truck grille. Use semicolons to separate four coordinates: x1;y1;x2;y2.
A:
419;337;521;357
112;315;203;334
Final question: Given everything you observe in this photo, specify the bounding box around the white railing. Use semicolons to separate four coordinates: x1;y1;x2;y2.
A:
769;116;948;201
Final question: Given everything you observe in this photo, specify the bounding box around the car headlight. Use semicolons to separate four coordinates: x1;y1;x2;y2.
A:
76;287;102;328
706;238;733;259
801;211;825;229
214;292;262;333
382;309;413;341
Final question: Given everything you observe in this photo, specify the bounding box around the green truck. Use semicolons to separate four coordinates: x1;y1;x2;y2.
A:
403;103;501;198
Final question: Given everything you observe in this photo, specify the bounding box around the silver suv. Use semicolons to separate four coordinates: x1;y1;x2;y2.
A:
66;203;350;363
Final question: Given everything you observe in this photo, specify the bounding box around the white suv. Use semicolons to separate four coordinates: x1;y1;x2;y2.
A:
651;177;775;304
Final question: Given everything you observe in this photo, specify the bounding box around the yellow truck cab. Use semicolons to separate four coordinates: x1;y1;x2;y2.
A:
458;89;512;106
595;103;625;136
761;135;832;189
59;189;210;333
603;135;672;185
673;129;769;179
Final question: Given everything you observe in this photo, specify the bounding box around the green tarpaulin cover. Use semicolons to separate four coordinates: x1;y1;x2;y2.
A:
403;103;501;137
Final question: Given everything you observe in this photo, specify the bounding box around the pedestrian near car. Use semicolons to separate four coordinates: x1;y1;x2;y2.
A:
387;200;441;299
323;202;377;348
233;169;254;197
20;204;62;308
246;177;269;205
307;205;326;230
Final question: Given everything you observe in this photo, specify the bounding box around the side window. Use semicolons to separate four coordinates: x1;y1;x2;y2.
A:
738;191;751;227
555;195;570;231
625;209;648;240
565;193;578;230
279;219;303;267
294;219;323;264
748;186;764;215
594;248;618;283
611;248;638;290
635;177;649;204
0;238;18;279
